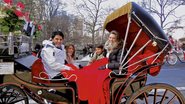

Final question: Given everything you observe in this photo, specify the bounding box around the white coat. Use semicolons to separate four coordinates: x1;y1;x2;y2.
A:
41;41;71;78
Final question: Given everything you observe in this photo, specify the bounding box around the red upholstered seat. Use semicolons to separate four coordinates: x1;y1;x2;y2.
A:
31;59;50;84
31;59;69;84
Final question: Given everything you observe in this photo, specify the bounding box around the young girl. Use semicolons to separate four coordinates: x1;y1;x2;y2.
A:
65;44;76;64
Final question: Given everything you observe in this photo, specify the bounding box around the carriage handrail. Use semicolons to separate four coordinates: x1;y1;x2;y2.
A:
33;72;78;82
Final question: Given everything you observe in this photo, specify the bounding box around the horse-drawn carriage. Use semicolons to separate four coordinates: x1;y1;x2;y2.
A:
0;2;185;104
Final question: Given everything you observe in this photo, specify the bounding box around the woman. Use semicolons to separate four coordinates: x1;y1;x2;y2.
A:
65;44;83;69
101;30;125;104
101;30;124;71
65;44;76;64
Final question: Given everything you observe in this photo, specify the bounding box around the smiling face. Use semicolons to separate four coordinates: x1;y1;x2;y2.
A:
67;45;75;56
95;47;104;55
108;33;117;44
52;34;64;48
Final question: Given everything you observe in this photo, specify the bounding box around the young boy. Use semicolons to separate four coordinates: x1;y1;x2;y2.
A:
88;45;106;65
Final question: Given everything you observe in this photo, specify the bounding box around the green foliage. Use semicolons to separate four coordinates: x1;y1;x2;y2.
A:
0;9;25;34
34;30;42;38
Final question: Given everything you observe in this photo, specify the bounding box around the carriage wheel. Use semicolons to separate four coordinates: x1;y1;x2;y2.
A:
0;84;29;104
166;53;178;65
125;83;185;104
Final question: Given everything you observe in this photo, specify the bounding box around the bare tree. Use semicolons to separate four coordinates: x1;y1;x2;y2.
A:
42;0;66;20
36;0;69;41
22;0;70;45
140;0;185;34
72;0;114;46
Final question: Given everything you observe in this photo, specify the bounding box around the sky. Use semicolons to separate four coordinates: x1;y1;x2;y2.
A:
64;0;185;40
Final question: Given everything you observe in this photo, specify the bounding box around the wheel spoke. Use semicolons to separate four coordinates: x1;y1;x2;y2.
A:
6;89;15;103
0;97;4;103
126;83;185;104
167;95;176;104
0;88;5;103
8;90;25;103
160;89;168;104
9;97;28;104
1;91;10;103
0;85;28;104
143;92;148;104
153;88;157;104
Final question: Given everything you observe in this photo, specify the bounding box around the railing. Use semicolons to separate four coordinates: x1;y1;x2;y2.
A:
0;34;32;57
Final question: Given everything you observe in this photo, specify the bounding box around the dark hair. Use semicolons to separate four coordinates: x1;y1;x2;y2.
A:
34;44;41;52
95;44;106;57
169;35;172;38
65;44;75;59
96;44;104;49
51;31;64;39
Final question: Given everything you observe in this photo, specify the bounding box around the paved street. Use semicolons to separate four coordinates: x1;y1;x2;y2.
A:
147;60;185;96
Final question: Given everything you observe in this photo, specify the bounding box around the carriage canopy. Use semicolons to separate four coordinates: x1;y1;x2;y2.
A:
103;2;171;76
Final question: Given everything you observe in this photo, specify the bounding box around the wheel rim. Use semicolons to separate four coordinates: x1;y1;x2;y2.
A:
0;85;28;104
167;54;178;65
126;83;185;104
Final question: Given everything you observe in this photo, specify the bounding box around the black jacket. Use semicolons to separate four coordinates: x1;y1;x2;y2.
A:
107;48;124;70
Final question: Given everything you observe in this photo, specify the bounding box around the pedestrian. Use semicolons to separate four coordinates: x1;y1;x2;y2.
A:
82;47;87;56
32;43;42;57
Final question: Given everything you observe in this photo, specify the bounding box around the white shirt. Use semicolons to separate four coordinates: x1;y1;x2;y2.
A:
41;41;71;78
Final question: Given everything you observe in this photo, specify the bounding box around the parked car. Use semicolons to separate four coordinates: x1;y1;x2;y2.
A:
75;54;93;66
75;50;84;60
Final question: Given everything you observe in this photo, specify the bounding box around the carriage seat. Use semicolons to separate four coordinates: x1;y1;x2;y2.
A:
31;59;69;84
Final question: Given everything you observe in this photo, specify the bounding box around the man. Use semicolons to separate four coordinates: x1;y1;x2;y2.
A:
41;31;72;79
